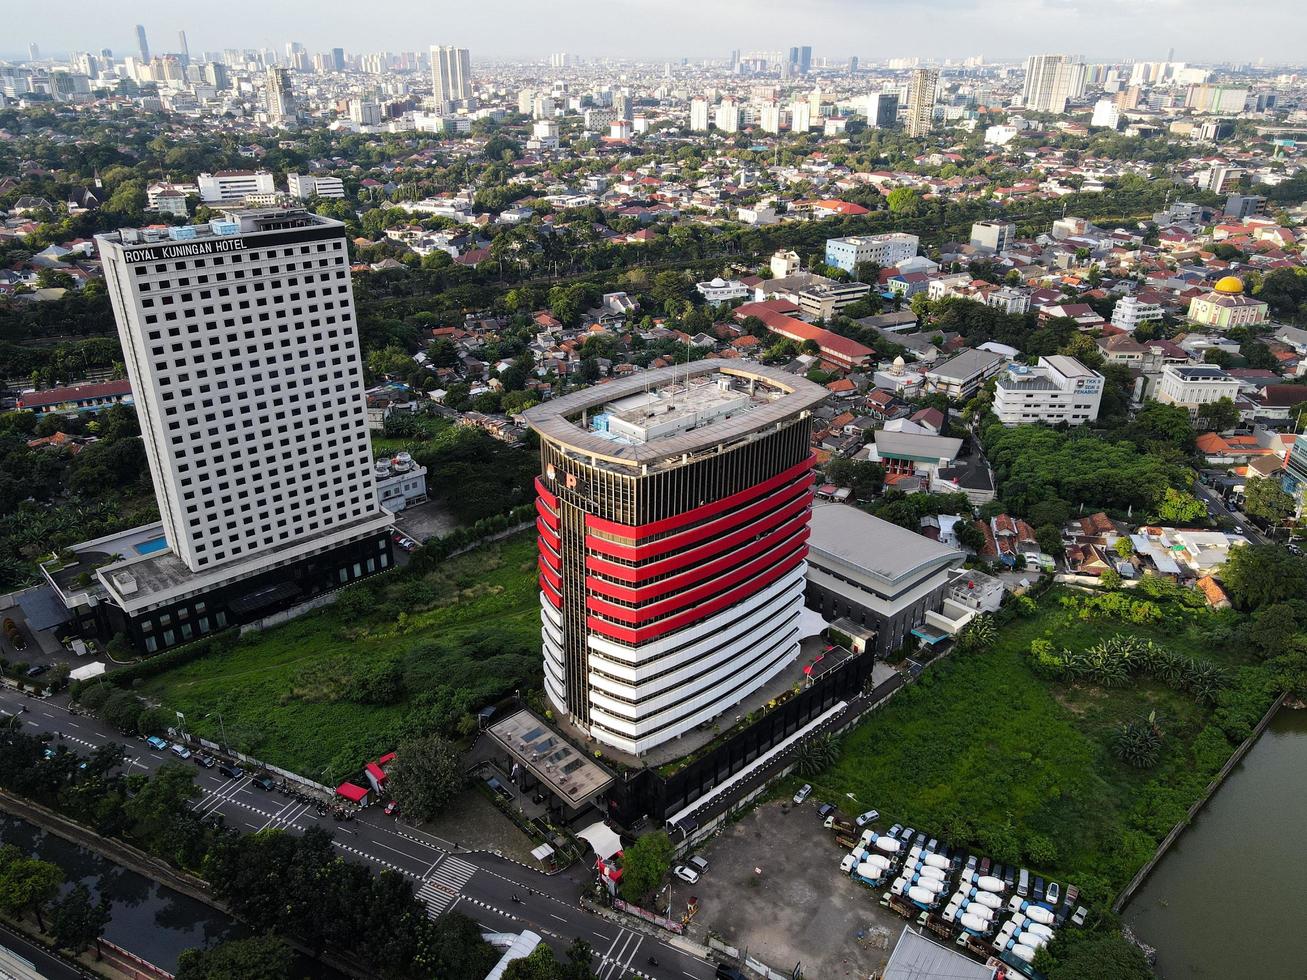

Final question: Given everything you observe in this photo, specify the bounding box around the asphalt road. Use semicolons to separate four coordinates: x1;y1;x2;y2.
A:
1193;482;1268;544
0;920;86;980
0;687;715;980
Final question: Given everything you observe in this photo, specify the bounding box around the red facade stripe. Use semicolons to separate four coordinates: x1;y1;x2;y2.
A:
585;455;815;542
538;554;562;590
540;574;562;608
586;516;811;603
534;476;558;508
536;497;559;530
537;517;561;551
585;476;814;561
585;491;813;582
586;534;808;624
586;548;807;645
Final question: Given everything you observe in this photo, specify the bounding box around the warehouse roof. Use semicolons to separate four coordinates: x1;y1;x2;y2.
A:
807;503;965;590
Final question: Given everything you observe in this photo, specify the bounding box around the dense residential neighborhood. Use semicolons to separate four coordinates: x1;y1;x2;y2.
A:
2;18;1307;980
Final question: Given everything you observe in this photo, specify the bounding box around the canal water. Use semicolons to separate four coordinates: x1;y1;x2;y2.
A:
0;813;248;972
1125;709;1307;979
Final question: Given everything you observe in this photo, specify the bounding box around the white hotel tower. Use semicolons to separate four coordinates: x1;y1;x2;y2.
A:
84;207;394;651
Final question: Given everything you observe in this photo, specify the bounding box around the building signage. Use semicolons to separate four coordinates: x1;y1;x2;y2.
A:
118;225;341;264
122;238;248;262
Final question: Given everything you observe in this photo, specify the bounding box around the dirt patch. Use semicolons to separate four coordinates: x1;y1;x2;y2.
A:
685;800;907;979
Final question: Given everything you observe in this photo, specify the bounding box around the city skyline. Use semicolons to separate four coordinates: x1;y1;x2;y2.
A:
7;0;1307;65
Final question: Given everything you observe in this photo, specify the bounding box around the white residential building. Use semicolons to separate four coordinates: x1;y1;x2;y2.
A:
824;233;919;273
992;355;1104;426
1022;54;1086;114
287;174;345;200
969;221;1015;254
430;45;472;105
374;453;428;512
1155;364;1241;416
789;99;812;132
1111;295;1164;332
689;98;710;132
985;286;1030;315
715;99;740;133
197;170;276;204
147;182;196;217
760;102;782;134
696;277;750;305
1090;99;1120;129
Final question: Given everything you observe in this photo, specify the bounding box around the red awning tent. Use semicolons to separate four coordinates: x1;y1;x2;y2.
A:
336;781;370;804
364;762;388;795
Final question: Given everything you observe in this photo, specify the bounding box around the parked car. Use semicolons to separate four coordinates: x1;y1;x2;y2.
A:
926;837;938;853
145;736;169;751
792;784;812;804
965;855;978;874
1070;906;1088;927
194;753;216;769
1064;884;1080;909
979;857;992;876
1045;881;1060;904
169;743;192;760
1018;869;1030;897
252;774;277;791
898;826;915;843
817;802;837;818
888;823;903;838
688;855;709;876
1003;866;1016;890
25;663;48;678
1033;876;1046;901
673;865;699;884
384;800;399;816
854;809;880;827
218;763;244;779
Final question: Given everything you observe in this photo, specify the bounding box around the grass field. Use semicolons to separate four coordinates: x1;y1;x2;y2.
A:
808;588;1260;908
139;531;541;780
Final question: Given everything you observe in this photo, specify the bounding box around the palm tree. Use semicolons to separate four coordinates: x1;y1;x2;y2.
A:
1114;713;1163;768
795;734;839;776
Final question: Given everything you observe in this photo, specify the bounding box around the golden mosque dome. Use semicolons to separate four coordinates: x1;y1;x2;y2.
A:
1213;276;1245;295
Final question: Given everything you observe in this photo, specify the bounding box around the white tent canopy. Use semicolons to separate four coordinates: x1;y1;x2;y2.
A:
69;662;106;682
576;821;623;860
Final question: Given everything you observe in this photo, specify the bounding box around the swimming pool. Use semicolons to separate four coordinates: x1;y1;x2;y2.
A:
134;536;169;556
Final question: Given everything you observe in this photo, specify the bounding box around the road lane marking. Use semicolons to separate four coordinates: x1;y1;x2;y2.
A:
549;913;568;922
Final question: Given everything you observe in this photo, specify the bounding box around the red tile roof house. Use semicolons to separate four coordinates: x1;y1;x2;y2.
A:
734;300;872;372
16;379;133;415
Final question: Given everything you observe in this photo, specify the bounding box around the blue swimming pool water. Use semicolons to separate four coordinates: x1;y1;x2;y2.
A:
134;536;168;555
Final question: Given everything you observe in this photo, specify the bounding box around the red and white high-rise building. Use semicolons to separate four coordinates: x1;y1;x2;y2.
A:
523;363;827;756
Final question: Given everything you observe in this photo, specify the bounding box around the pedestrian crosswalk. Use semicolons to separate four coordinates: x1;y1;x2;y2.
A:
416;855;478;918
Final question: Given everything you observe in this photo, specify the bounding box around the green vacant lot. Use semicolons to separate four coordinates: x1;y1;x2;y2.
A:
139;532;542;780
809;588;1272;909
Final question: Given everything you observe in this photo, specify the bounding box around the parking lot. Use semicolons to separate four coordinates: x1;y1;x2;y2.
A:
685;799;905;980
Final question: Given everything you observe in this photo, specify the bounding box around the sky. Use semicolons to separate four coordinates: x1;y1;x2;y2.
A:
6;0;1306;66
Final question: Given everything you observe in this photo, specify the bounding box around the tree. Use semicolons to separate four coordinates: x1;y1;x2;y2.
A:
795;734;838;776
1113;536;1134;560
0;845;63;931
1248;603;1300;659
1037;524;1064;557
49;883;111;958
1220;545;1307;611
1128;400;1195;452
1099;567;1123;590
1155;487;1206;525
957;520;986;553
1196;397;1238;433
1035;928;1153;980
618;831;674;903
1113;712;1163;768
176;936;295;980
886;187;921;215
1243;476;1295;526
387;735;463;821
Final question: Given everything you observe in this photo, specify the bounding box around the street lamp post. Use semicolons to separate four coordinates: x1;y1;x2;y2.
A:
204;711;230;754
